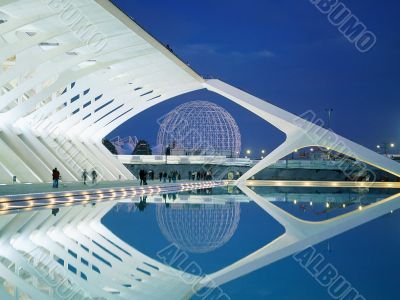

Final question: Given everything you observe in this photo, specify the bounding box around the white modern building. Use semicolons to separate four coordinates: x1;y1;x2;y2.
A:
0;0;399;185
1;3;400;298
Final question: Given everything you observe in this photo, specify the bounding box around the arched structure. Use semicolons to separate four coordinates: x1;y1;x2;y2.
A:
0;201;202;300
3;2;400;299
1;186;400;300
0;0;399;185
0;0;203;183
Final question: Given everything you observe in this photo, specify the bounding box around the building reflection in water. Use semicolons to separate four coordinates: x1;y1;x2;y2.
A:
156;201;241;253
0;186;397;299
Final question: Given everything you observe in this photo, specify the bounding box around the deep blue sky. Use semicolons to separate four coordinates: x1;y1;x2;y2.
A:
109;0;400;155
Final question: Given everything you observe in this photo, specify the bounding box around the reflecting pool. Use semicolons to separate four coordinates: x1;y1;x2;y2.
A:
0;185;399;300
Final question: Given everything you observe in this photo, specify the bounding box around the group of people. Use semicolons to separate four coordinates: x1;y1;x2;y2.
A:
137;168;213;185
188;169;213;181
158;170;181;183
138;169;185;185
51;168;98;188
82;169;98;185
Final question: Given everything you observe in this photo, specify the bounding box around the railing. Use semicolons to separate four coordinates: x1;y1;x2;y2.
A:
116;155;252;166
117;155;361;170
268;159;355;170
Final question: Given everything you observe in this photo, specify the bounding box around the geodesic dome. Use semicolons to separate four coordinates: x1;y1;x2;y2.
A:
157;101;241;157
156;203;241;253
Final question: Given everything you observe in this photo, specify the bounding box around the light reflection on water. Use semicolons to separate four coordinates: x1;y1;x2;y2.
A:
0;185;398;299
105;186;398;272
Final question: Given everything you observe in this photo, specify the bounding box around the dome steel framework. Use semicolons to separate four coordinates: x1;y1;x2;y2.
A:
157;101;241;157
156;202;241;253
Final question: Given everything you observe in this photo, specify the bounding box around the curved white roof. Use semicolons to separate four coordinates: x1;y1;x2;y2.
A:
1;0;399;185
0;0;203;139
0;0;205;182
1;2;400;299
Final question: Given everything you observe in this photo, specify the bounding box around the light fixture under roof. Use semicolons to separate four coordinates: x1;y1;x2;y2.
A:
39;42;60;46
39;42;60;51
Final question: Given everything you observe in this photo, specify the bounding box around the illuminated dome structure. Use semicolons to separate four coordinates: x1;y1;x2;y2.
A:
157;101;241;157
156;203;240;253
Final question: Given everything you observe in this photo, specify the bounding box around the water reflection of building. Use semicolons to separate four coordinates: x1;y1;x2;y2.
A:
156;202;241;254
0;202;201;300
0;187;398;299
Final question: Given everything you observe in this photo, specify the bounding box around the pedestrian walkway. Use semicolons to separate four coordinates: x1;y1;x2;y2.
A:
0;180;142;196
245;180;400;189
0;180;229;215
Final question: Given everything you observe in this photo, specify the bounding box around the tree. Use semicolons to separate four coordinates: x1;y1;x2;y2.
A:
132;140;152;155
102;139;117;154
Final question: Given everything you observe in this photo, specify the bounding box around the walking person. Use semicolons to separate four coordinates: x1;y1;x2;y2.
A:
159;171;163;182
91;169;98;184
172;171;177;183
139;169;145;186
163;171;167;183
143;170;148;185
82;169;88;185
52;168;60;188
168;171;172;183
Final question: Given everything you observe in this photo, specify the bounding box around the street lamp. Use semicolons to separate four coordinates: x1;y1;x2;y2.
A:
325;108;333;130
260;149;266;160
292;149;298;160
245;149;251;159
376;142;395;155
